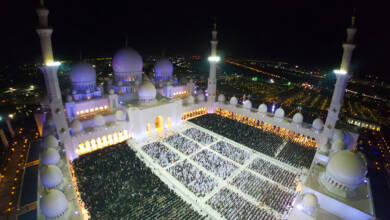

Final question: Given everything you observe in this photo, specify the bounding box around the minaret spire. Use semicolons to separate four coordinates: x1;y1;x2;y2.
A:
36;0;53;63
207;19;219;101
319;14;357;150
35;0;73;160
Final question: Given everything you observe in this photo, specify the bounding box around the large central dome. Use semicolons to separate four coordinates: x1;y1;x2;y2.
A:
112;48;143;83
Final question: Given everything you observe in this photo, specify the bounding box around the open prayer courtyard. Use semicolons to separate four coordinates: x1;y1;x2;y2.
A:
72;114;315;219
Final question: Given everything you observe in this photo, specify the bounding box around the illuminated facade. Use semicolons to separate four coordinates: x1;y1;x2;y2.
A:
34;2;374;219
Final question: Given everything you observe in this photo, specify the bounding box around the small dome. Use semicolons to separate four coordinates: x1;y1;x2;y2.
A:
138;80;156;101
40;165;63;189
326;150;367;187
333;129;344;142
302;193;318;210
243;100;252;109
331;139;345;152
275;108;285;118
44;135;58;148
115;110;126;121
40;189;68;218
218;94;226;102
197;92;205;102
42;148;61;165
230;96;238;105
312;118;324;130
112;48;143;82
94;114;106;127
293;113;303;124
154;59;174;80
70;63;96;90
258;103;267;113
70;119;83;133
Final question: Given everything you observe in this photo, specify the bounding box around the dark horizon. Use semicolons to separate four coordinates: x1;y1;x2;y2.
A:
1;0;387;79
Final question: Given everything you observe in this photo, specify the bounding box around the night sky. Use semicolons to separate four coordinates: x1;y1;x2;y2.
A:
1;0;387;79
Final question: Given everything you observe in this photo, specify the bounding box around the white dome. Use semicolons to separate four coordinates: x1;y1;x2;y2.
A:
292;113;303;124
197;93;205;102
331;139;345;152
275;108;285;118
42;148;61;165
112;48;143;82
333;129;344;142
154;59;173;80
326;150;367;187
70;119;83;133
44;135;58;148
229;96;238;105
115;110;126;121
243;100;252;109
94;114;106;127
40;189;68;218
40;165;63;189
70;62;96;90
258;103;267;113
218;94;226;102
312;118;324;130
302;193;318;210
138;80;157;101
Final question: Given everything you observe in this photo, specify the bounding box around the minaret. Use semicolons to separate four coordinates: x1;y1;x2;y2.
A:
319;15;357;149
207;20;219;102
36;1;74;159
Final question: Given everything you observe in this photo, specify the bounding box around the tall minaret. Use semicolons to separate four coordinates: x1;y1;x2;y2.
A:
319;15;357;148
207;20;219;102
36;1;74;159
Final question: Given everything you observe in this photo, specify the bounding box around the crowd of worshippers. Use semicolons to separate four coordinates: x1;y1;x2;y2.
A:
276;142;316;169
210;141;251;165
190;114;283;157
231;171;296;214
249;158;299;189
191;149;237;180
168;160;217;197
142;142;180;167
207;187;278;220
163;134;200;155
182;127;218;146
72;143;205;219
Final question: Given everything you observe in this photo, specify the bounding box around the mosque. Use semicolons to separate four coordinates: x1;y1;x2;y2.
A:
31;1;375;220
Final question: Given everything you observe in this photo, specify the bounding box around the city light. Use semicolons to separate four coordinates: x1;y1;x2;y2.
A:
334;69;347;75
208;56;220;62
45;61;61;66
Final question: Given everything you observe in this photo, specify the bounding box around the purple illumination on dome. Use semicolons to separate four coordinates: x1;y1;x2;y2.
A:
70;62;96;90
154;59;173;80
112;48;143;82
